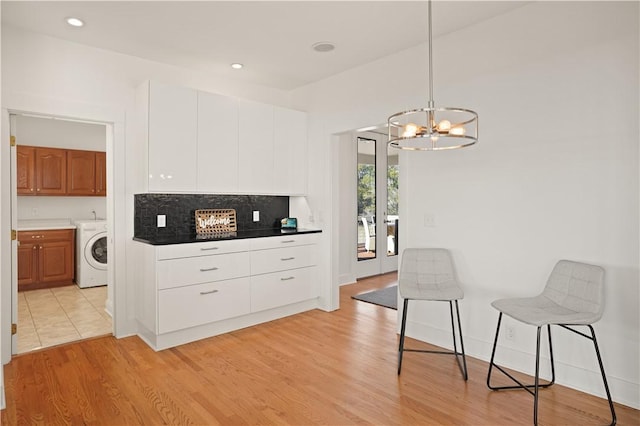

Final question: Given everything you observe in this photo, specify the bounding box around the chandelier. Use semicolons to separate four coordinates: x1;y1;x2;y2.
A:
388;0;478;151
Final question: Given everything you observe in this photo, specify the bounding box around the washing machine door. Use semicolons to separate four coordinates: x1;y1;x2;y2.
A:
84;232;108;270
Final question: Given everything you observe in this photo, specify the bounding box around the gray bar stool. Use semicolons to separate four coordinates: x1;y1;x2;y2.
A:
487;259;616;425
397;248;468;380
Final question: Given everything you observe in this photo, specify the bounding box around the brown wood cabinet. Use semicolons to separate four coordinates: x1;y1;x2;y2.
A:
16;146;36;195
17;229;75;291
17;145;106;197
67;149;99;195
17;146;67;195
95;151;107;196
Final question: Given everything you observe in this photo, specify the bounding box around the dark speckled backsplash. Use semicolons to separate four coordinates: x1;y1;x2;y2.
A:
134;194;289;241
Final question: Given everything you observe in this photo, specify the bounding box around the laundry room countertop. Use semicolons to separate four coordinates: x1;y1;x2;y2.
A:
17;218;77;231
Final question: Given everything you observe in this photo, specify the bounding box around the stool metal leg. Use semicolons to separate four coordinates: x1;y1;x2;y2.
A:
398;298;467;380
487;314;555;393
534;326;542;425
450;300;468;380
398;298;409;375
589;325;617;426
488;312;619;426
558;325;616;426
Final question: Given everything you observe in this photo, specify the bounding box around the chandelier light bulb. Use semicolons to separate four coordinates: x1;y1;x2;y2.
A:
403;123;419;138
437;119;451;132
450;126;466;136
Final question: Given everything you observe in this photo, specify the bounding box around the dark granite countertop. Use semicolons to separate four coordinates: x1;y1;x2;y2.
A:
133;228;322;245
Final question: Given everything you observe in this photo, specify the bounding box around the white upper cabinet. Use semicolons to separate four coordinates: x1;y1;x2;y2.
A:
147;81;198;192
197;91;239;193
140;80;308;195
238;99;274;194
274;106;307;195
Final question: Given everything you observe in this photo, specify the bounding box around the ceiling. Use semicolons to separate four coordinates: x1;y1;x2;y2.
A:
1;1;530;91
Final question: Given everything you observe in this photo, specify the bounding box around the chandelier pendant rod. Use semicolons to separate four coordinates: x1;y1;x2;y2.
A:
428;0;434;108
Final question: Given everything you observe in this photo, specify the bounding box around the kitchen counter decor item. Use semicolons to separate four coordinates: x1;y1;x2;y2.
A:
195;209;237;235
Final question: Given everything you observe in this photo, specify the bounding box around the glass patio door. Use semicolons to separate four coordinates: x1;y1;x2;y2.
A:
356;135;398;278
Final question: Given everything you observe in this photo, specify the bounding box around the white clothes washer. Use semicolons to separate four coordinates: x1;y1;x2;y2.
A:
75;220;108;288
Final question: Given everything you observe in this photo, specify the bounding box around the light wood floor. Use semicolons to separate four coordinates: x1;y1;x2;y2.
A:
2;273;638;425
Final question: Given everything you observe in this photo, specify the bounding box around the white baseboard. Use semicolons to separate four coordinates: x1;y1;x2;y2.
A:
339;273;356;286
0;368;4;410
405;319;639;410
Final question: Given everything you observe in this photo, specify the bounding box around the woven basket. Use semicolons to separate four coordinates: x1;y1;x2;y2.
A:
195;209;237;235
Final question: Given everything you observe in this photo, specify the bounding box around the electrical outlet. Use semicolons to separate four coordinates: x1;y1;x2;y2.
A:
505;325;515;341
424;213;435;227
253;211;260;222
157;214;166;228
31;208;38;217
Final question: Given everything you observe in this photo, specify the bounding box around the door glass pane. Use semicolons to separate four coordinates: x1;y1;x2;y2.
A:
357;137;376;261
387;144;399;257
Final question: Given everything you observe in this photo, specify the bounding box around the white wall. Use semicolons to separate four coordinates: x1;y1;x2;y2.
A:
15;115;107;221
337;131;356;285
293;1;639;408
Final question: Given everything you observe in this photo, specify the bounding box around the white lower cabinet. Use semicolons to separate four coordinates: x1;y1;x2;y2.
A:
251;266;318;313
136;234;319;350
157;251;250;290
250;245;315;275
159;278;251;333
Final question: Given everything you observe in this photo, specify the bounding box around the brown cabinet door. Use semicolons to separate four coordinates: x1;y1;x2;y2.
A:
95;151;107;196
16;146;36;195
17;242;39;288
67;150;96;195
18;229;75;290
36;147;67;195
39;240;75;283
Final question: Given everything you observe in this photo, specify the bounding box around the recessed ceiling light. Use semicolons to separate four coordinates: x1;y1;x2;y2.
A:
312;42;335;53
66;17;84;27
230;63;243;70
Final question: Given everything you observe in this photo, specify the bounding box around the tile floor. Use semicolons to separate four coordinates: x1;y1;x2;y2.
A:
17;285;112;354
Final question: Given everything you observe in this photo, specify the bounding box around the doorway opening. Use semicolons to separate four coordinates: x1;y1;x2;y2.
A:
355;131;399;279
11;113;113;355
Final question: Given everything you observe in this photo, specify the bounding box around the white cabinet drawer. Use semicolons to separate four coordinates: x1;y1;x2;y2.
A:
250;233;318;250
157;239;250;260
158;277;251;333
251;245;316;276
157;251;250;289
250;266;318;313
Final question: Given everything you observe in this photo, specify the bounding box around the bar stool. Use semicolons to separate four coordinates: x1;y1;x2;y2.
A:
397;248;468;380
487;259;616;425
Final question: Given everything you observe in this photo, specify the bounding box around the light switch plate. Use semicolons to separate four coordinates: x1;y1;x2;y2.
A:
157;214;166;228
253;211;260;222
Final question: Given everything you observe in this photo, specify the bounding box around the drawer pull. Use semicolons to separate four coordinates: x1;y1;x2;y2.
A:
199;267;219;272
281;257;295;261
281;240;296;244
280;276;295;281
200;247;219;251
199;289;219;295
